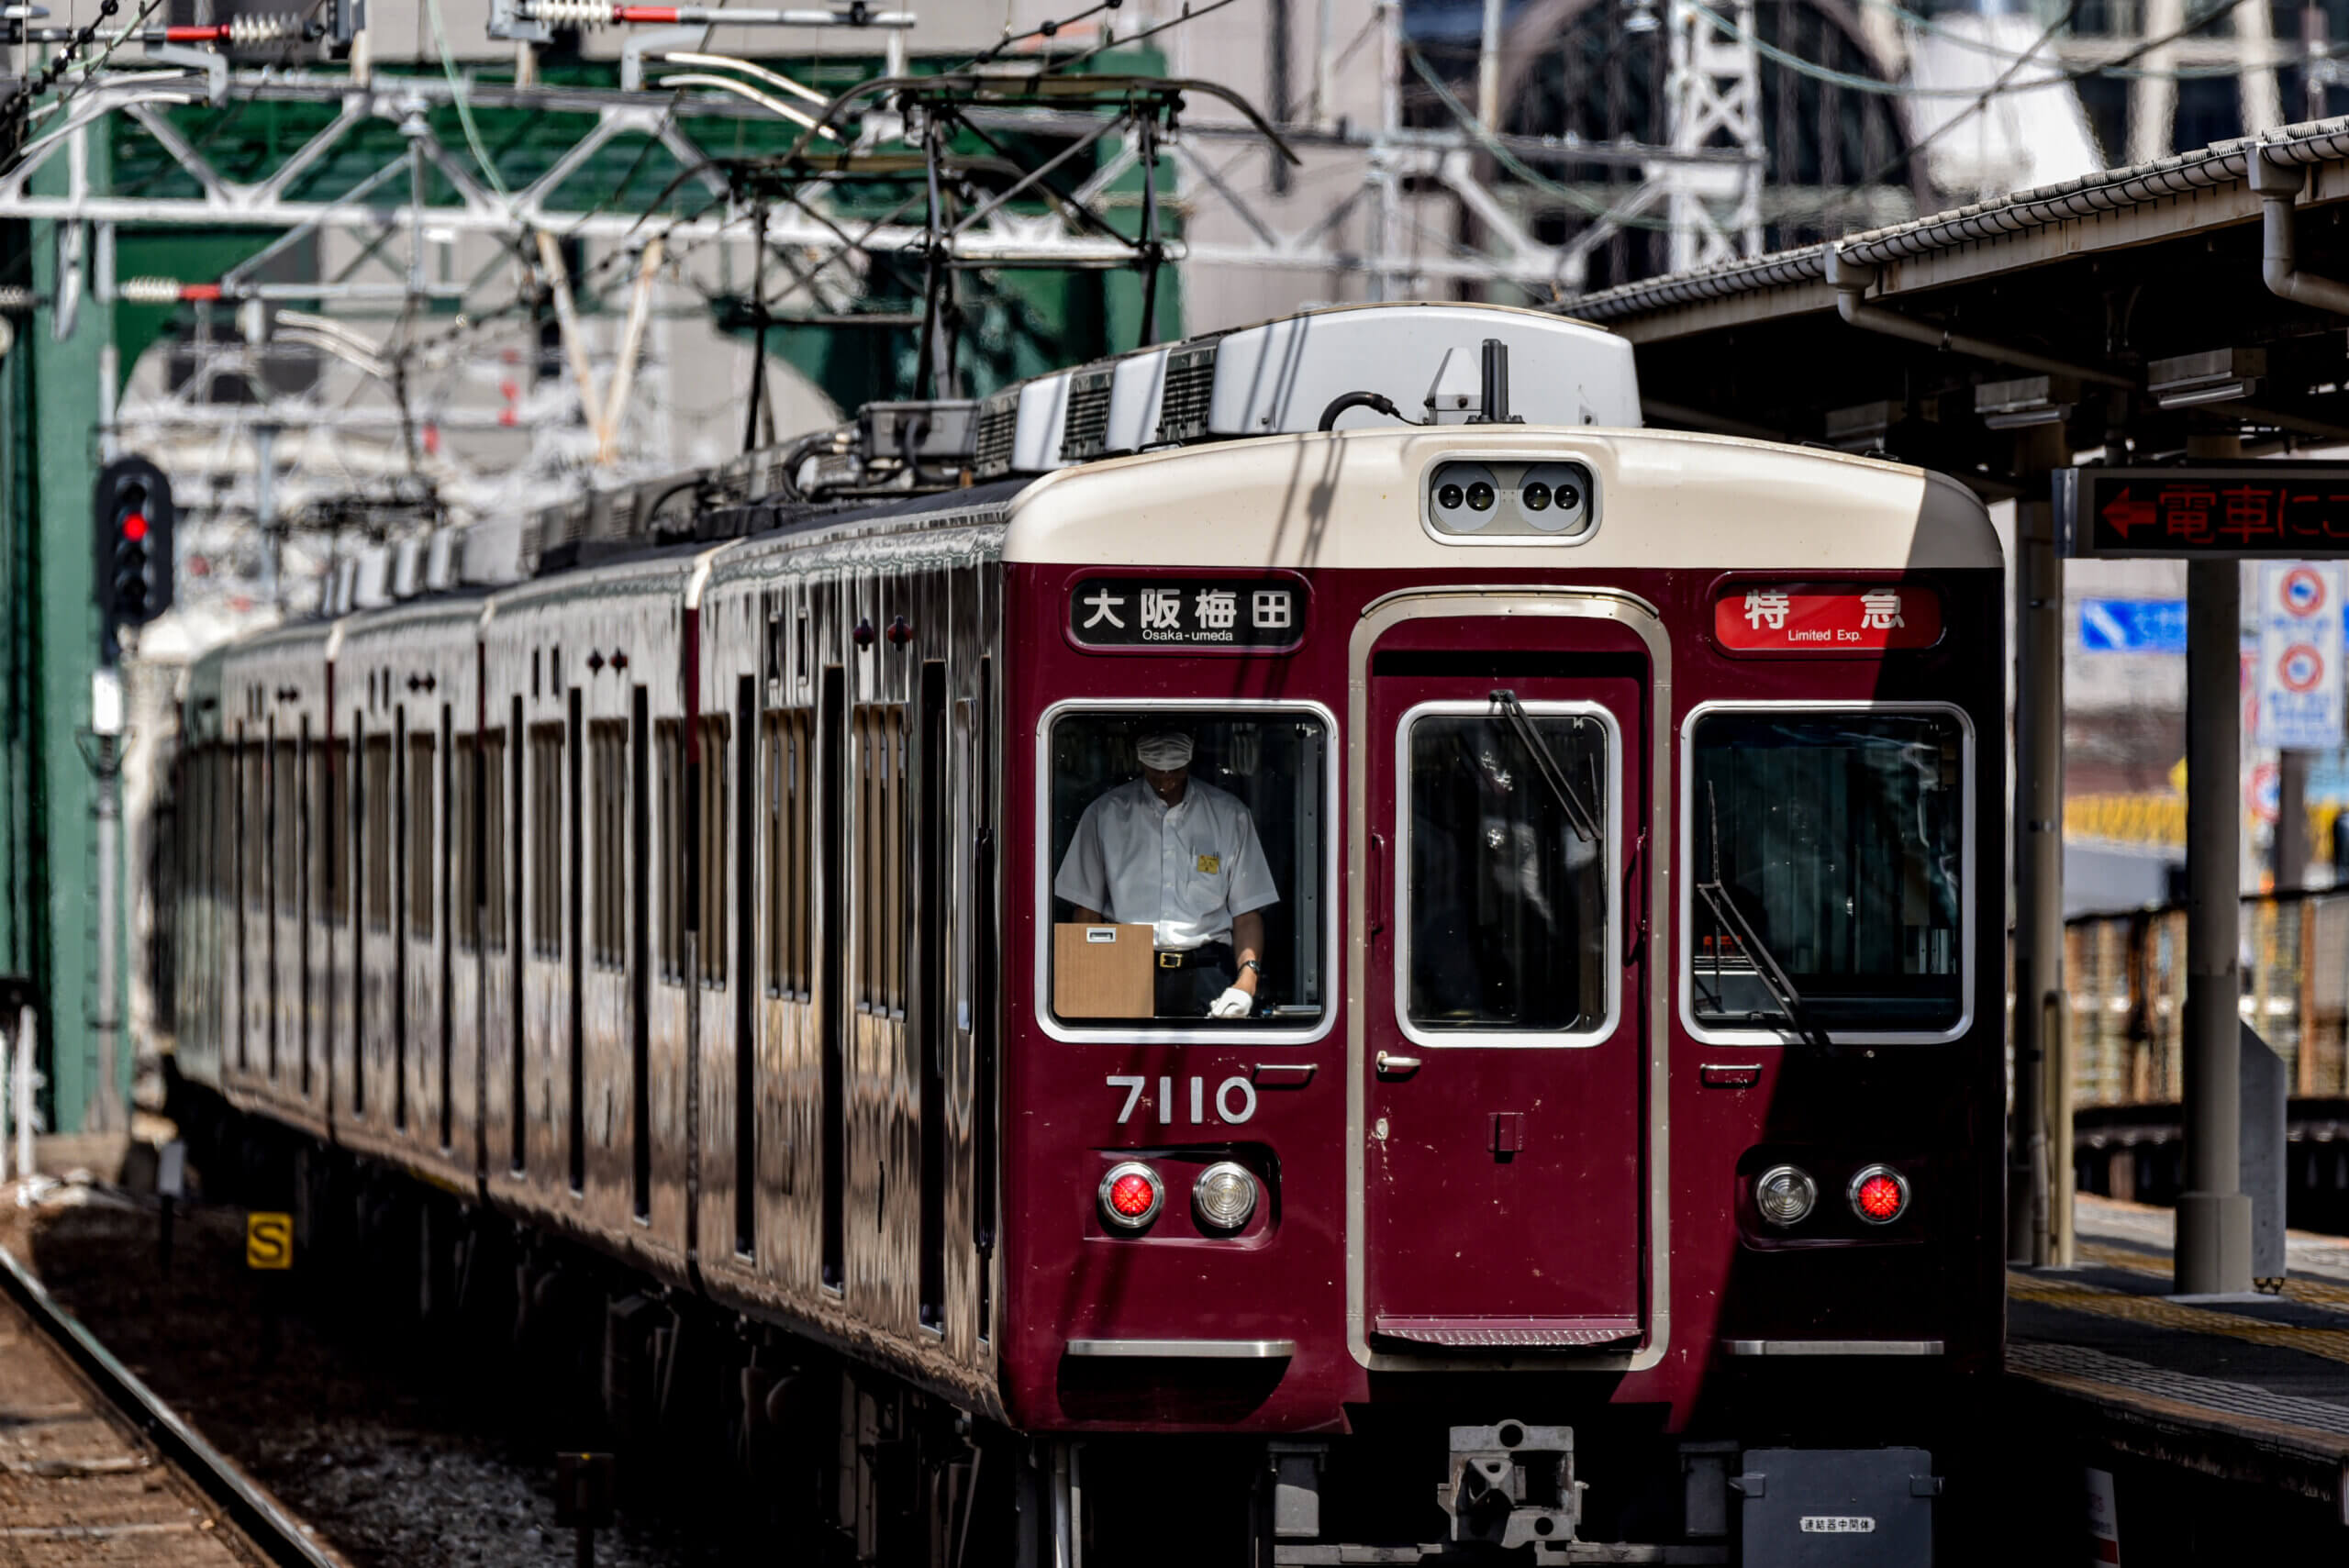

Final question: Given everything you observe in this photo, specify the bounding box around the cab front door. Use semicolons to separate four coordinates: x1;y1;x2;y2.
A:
1360;610;1651;1351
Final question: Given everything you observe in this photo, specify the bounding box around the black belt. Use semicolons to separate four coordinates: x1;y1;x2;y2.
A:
1155;941;1234;972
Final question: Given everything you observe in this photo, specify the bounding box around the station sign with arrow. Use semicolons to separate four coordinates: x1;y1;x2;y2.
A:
2055;465;2349;558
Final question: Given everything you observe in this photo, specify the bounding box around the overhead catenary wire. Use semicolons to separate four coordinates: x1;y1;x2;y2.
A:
1847;0;2251;195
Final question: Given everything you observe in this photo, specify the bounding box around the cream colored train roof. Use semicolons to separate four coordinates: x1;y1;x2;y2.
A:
1003;426;1999;573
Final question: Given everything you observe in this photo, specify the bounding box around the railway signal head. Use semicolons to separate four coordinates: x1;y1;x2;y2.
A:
94;455;174;640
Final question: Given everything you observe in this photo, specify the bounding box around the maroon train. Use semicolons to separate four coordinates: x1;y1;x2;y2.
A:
176;303;2003;1563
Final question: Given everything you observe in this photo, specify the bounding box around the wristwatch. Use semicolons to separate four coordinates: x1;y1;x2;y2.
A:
1240;959;1264;977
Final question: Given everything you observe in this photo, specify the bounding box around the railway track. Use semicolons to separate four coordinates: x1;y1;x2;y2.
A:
0;1239;344;1567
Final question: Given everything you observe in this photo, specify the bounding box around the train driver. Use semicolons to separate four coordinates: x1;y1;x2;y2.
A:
1053;730;1277;1019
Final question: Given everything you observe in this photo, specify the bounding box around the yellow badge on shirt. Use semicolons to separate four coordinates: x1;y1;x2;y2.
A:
1197;853;1220;874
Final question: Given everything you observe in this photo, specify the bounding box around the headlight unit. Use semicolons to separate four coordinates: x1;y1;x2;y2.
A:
1193;1162;1260;1230
1753;1164;1818;1228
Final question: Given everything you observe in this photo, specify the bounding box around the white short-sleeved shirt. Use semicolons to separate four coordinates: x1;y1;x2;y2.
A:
1053;777;1280;951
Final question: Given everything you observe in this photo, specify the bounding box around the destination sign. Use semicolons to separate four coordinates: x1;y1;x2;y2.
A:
2057;465;2349;558
1068;578;1306;651
1712;586;1942;651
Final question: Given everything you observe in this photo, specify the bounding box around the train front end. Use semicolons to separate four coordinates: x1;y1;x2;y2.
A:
992;307;2006;1563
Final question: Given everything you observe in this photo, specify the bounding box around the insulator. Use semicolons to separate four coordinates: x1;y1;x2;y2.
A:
221;12;300;40
520;0;615;26
0;286;32;311
118;277;185;305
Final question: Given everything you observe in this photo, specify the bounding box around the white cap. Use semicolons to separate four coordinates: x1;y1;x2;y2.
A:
1135;732;1195;770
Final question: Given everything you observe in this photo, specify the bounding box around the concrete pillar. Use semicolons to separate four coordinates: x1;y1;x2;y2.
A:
2177;430;2254;1296
2277;749;2310;893
2011;421;2071;1267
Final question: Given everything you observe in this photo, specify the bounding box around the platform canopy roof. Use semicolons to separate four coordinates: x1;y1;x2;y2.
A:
1571;117;2349;495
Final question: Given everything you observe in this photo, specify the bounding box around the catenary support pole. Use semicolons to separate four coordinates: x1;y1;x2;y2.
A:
2010;420;2070;1267
2178;437;2254;1296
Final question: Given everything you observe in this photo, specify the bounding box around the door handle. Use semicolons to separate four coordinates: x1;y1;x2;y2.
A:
1375;1051;1421;1075
1367;831;1386;938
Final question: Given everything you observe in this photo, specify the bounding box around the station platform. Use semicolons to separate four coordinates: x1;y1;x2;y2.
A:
2008;1195;2349;1522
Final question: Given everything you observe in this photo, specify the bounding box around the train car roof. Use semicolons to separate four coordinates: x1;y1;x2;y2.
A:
1001;426;1999;573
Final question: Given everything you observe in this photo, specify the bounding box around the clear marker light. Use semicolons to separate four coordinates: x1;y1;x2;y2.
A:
1193;1162;1259;1230
1754;1164;1817;1227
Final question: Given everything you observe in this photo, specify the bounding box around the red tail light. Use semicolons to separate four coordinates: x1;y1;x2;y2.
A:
1849;1165;1909;1225
1099;1162;1164;1229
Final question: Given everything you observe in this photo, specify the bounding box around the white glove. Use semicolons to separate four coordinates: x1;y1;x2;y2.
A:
1208;986;1254;1019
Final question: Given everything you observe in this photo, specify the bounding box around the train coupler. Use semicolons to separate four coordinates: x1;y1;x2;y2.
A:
1436;1420;1583;1550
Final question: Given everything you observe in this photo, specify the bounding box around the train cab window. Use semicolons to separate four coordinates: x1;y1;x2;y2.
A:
407;735;436;940
1398;704;1615;1042
363;737;393;933
1687;706;1969;1040
1043;707;1330;1033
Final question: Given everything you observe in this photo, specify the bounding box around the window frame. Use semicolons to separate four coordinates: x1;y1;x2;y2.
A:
1676;699;1976;1049
407;731;437;942
1391;697;1623;1051
762;709;812;999
1031;696;1341;1047
363;735;394;934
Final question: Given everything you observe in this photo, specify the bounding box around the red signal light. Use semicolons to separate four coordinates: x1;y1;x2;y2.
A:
122;513;148;542
1097;1161;1164;1229
1850;1165;1909;1225
1108;1173;1155;1217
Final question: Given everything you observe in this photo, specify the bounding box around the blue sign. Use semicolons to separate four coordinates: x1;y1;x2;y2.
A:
2080;598;2188;653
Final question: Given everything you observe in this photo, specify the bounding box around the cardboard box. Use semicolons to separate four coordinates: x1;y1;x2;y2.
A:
1052;923;1155;1018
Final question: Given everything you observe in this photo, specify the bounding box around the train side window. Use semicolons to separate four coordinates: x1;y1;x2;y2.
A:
698;715;729;988
315;739;341;925
656;719;685;984
363;736;394;932
481;729;508;953
529;723;564;959
1398;704;1615;1043
854;706;908;1015
273;739;299;917
407;734;436;940
589;721;628;969
1686;706;1970;1040
1042;707;1330;1034
762;711;811;997
453;734;479;951
244;743;266;911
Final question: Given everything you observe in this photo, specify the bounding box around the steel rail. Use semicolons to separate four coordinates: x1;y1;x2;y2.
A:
0;1241;346;1568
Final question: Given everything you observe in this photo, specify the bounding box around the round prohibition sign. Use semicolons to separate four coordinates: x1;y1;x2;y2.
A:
2281;566;2330;617
2279;642;2328;693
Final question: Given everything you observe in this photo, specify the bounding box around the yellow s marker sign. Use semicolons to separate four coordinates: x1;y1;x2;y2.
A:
245;1212;293;1270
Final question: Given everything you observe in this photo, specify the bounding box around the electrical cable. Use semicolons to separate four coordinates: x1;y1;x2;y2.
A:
1047;0;1241;72
1405;39;1677;230
428;0;511;195
1853;0;2273;82
1847;0;2247;194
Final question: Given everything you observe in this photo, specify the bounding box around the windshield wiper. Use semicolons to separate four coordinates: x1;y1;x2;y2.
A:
1488;689;1601;844
1696;783;1831;1048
